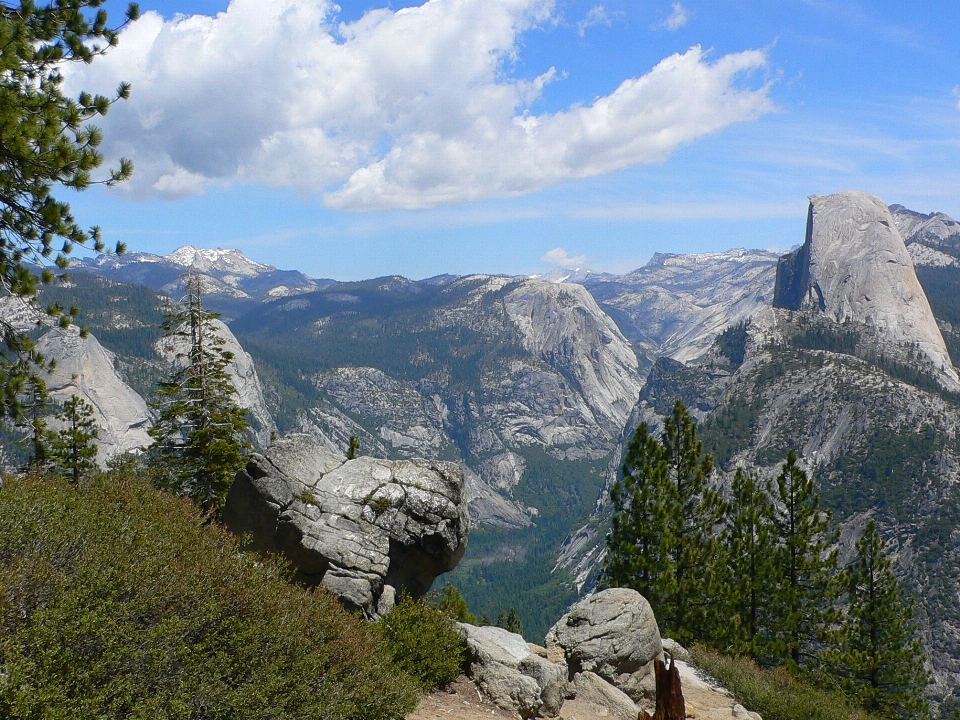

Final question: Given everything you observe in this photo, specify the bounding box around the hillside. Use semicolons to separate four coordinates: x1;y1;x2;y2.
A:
0;472;421;718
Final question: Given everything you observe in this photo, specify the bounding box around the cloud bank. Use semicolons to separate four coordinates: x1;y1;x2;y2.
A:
68;0;773;211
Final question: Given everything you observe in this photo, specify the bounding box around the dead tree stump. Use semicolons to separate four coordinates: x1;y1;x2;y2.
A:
638;652;685;720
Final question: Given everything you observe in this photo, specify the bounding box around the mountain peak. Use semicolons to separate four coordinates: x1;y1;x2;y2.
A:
774;191;958;387
166;246;273;276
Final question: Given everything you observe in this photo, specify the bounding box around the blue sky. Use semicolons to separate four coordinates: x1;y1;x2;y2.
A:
65;0;960;280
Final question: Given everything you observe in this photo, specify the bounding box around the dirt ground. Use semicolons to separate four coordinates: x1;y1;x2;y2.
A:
407;663;755;720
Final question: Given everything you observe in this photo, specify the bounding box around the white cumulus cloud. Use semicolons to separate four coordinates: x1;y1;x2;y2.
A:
67;0;772;211
542;247;588;267
661;3;690;31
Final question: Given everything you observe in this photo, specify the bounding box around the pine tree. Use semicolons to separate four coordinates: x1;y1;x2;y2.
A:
0;1;138;419
604;400;725;645
661;400;726;643
347;434;360;459
50;394;99;482
719;467;779;659
603;420;672;602
495;608;523;635
833;521;929;719
148;273;251;514
505;607;523;635
434;582;476;624
16;373;53;471
769;450;839;673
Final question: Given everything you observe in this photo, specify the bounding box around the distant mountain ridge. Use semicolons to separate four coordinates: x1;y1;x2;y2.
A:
71;245;335;319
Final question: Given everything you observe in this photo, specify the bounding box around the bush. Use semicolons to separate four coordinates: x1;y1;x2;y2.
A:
377;593;466;690
689;645;881;720
0;472;420;719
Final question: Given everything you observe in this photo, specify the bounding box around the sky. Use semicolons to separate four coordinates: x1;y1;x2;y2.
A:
60;0;960;280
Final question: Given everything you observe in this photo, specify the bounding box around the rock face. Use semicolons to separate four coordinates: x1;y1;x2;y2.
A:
503;281;642;441
546;588;663;702
35;327;152;461
222;433;470;617
774;191;958;387
583;249;778;370
458;623;567;718
156;317;276;447
462;465;534;529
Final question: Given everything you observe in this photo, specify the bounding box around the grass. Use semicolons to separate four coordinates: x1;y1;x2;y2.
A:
689;645;881;720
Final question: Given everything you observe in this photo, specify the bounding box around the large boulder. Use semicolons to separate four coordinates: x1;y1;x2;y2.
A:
223;433;469;617
546;588;663;702
458;624;567;718
570;670;640;720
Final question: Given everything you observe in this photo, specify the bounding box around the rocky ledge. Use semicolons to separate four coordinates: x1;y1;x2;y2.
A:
223;433;470;617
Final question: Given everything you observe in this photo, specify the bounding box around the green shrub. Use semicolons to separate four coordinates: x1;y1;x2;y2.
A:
377;593;466;690
689;645;881;720
0;472;420;719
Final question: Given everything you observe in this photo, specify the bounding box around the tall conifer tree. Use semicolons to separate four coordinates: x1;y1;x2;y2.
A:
769;450;839;673
16;373;52;470
720;467;779;659
148;273;251;514
660;400;726;643
832;520;929;719
604;401;724;644
50;394;98;482
603;420;671;602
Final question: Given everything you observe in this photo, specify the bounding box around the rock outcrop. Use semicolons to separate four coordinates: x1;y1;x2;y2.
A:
503;280;643;441
569;671;640;720
774;191;958;387
458;624;567;718
222;433;470;617
35;326;152;461
546;588;663;702
156;317;276;447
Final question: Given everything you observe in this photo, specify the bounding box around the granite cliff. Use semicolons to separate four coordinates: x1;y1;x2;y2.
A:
36;326;152;461
775;191;958;388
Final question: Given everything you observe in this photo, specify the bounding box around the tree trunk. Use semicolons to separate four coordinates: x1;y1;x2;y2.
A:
639;653;685;720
